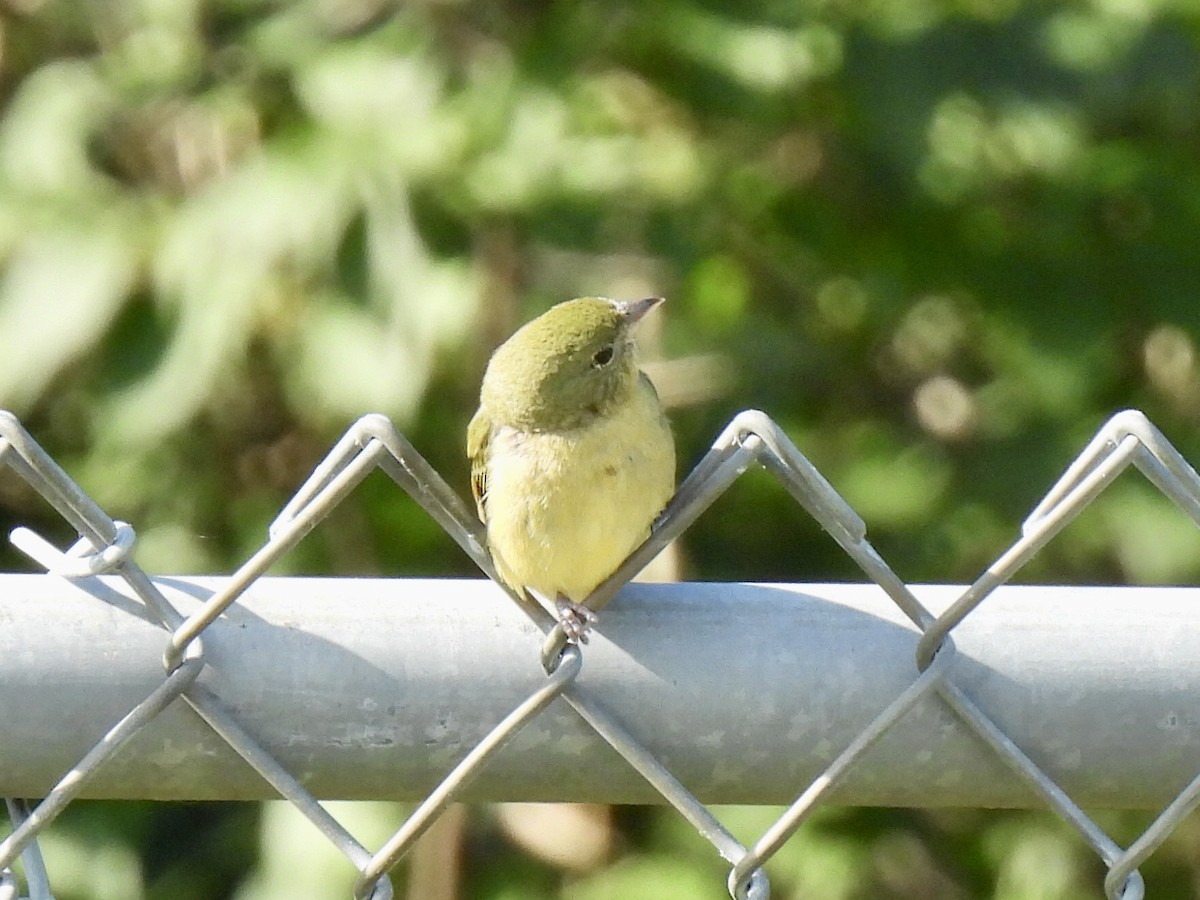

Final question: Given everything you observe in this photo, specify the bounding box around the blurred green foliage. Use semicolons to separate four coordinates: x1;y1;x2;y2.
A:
4;0;1200;897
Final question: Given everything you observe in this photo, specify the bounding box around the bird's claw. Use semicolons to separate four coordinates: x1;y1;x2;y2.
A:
555;597;598;644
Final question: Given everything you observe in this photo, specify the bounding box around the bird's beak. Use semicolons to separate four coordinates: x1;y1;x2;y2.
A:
613;297;665;324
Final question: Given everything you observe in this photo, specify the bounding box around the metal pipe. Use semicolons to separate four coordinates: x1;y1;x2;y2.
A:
1;575;1196;808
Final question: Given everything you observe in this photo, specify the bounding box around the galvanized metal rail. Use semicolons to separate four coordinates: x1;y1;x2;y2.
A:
1;407;1198;899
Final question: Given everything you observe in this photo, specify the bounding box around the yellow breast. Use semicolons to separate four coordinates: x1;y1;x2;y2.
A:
483;380;675;602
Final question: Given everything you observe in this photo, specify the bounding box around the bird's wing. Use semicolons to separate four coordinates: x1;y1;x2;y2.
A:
466;406;492;524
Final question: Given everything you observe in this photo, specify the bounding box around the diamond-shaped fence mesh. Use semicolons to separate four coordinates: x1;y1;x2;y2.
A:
2;406;1199;898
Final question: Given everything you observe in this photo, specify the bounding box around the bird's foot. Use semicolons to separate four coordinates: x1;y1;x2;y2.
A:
555;596;598;644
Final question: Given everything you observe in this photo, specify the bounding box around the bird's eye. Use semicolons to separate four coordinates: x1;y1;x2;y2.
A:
592;345;615;367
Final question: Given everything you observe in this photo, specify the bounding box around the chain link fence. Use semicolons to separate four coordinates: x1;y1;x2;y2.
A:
2;406;1200;899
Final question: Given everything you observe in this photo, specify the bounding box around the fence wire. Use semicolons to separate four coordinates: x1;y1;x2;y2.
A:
1;407;1199;898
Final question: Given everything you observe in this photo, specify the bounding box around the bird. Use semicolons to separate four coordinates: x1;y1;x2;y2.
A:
467;296;676;641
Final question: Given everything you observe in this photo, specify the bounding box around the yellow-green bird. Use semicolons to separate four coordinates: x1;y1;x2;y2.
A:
468;296;676;641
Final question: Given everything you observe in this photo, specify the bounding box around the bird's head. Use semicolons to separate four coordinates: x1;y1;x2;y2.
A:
481;296;662;431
